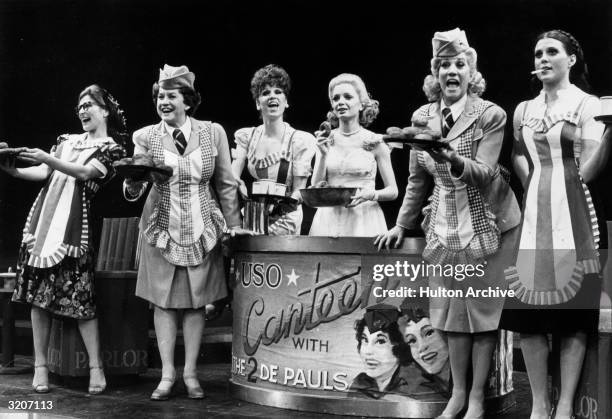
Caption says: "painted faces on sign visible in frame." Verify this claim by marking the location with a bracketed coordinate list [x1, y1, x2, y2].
[401, 317, 449, 375]
[358, 327, 399, 383]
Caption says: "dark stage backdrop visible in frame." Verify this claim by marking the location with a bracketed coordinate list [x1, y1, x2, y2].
[1, 0, 611, 267]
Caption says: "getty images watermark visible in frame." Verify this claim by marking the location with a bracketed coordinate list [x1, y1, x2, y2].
[371, 260, 516, 299]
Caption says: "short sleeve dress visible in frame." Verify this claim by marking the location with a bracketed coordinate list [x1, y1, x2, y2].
[308, 128, 389, 237]
[500, 85, 604, 334]
[233, 122, 315, 235]
[12, 134, 126, 319]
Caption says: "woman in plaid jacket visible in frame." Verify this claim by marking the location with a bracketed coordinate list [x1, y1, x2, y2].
[376, 29, 520, 419]
[124, 65, 246, 401]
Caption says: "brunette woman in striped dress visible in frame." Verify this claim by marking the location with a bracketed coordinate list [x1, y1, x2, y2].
[499, 30, 612, 419]
[231, 64, 316, 235]
[1, 85, 127, 394]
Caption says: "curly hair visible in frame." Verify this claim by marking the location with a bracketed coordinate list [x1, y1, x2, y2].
[151, 83, 202, 116]
[534, 29, 591, 92]
[78, 84, 128, 146]
[326, 73, 380, 128]
[422, 47, 486, 102]
[354, 317, 412, 365]
[250, 64, 292, 101]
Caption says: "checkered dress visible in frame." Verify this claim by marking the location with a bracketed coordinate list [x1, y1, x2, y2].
[416, 101, 502, 265]
[143, 122, 226, 266]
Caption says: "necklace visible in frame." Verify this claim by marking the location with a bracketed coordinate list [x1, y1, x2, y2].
[339, 127, 362, 136]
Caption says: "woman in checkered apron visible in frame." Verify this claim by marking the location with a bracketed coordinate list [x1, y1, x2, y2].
[124, 65, 246, 401]
[375, 29, 520, 419]
[498, 30, 612, 419]
[231, 64, 316, 235]
[1, 85, 127, 395]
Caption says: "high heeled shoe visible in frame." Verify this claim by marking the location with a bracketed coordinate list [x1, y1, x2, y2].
[435, 412, 467, 419]
[88, 366, 107, 395]
[183, 374, 204, 399]
[205, 297, 230, 322]
[549, 406, 576, 419]
[150, 377, 176, 401]
[32, 364, 50, 394]
[463, 399, 485, 419]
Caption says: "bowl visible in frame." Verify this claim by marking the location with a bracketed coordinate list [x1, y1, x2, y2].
[300, 187, 358, 207]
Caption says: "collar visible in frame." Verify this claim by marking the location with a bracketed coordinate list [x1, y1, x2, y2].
[68, 133, 115, 149]
[532, 84, 586, 117]
[163, 117, 192, 141]
[441, 94, 468, 121]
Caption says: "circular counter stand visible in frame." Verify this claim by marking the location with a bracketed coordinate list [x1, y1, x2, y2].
[228, 236, 515, 418]
[228, 235, 426, 254]
[229, 380, 514, 418]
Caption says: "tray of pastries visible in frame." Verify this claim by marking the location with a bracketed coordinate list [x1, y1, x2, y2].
[113, 153, 173, 181]
[300, 181, 358, 207]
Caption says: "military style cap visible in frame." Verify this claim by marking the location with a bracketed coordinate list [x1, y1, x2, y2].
[432, 28, 470, 58]
[363, 303, 400, 333]
[158, 64, 195, 90]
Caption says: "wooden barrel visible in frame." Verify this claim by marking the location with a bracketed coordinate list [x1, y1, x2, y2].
[48, 217, 148, 376]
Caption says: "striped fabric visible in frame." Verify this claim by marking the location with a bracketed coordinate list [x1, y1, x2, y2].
[172, 128, 187, 155]
[144, 122, 226, 266]
[238, 123, 303, 235]
[417, 101, 501, 265]
[507, 90, 601, 305]
[22, 134, 122, 268]
[442, 107, 454, 137]
[246, 125, 294, 170]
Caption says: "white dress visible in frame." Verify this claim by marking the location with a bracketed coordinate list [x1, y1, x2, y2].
[309, 128, 388, 237]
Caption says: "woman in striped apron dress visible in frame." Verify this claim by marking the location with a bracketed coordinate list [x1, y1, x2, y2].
[231, 64, 316, 235]
[1, 85, 127, 394]
[499, 30, 612, 419]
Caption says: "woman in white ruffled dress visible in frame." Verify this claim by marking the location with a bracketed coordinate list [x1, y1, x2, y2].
[309, 73, 397, 237]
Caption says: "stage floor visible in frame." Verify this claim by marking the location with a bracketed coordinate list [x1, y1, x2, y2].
[0, 357, 532, 418]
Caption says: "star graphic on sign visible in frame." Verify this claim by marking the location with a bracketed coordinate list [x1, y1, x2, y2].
[286, 269, 300, 286]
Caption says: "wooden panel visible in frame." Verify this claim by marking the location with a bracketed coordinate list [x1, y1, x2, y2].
[47, 274, 149, 376]
[95, 218, 111, 271]
[96, 217, 140, 272]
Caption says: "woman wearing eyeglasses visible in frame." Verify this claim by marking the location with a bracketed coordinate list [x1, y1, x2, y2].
[1, 85, 127, 395]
